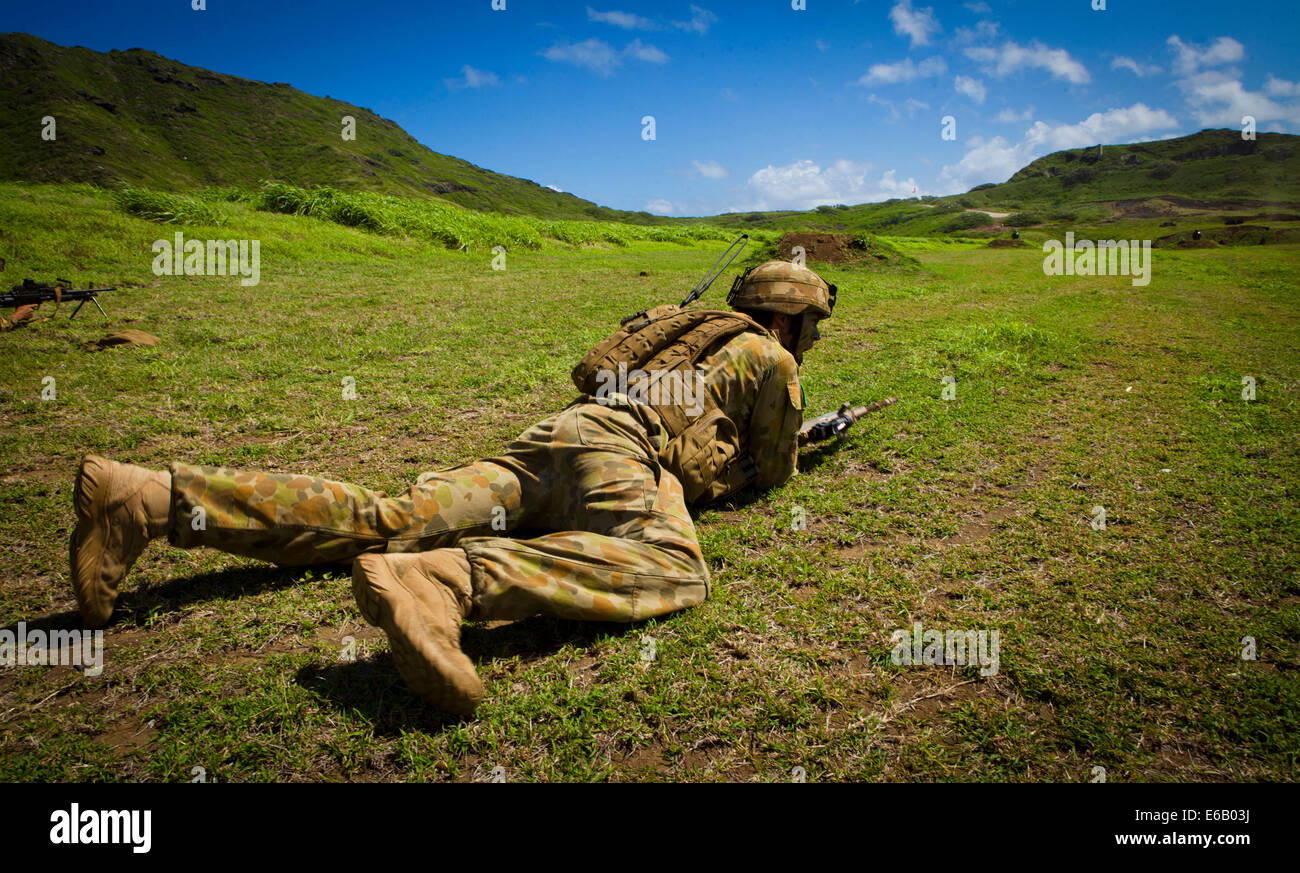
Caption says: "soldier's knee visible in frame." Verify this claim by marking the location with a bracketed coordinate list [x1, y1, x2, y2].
[646, 556, 710, 617]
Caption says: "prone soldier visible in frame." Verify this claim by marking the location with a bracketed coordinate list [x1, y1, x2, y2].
[68, 260, 836, 715]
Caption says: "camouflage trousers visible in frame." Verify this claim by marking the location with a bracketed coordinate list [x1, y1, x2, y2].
[166, 401, 710, 623]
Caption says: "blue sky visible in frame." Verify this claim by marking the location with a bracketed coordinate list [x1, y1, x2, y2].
[5, 0, 1299, 216]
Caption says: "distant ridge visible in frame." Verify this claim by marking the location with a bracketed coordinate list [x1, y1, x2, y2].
[0, 32, 652, 222]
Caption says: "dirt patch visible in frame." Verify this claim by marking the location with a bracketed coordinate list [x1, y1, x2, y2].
[1112, 197, 1300, 220]
[773, 233, 915, 268]
[836, 503, 1020, 560]
[1214, 213, 1300, 224]
[99, 717, 157, 759]
[1113, 198, 1180, 218]
[889, 676, 987, 721]
[985, 238, 1029, 248]
[1154, 225, 1300, 248]
[619, 742, 673, 777]
[1161, 196, 1280, 211]
[842, 459, 892, 480]
[937, 504, 1020, 547]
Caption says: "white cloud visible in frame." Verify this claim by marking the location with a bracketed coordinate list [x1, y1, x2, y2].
[995, 106, 1034, 123]
[541, 39, 669, 75]
[586, 6, 657, 29]
[546, 184, 563, 192]
[954, 75, 986, 104]
[743, 159, 918, 210]
[889, 0, 941, 48]
[963, 1, 991, 13]
[1161, 37, 1299, 130]
[1265, 75, 1300, 97]
[541, 39, 620, 75]
[1176, 69, 1299, 127]
[965, 39, 1090, 84]
[693, 160, 728, 179]
[856, 55, 947, 85]
[866, 94, 930, 123]
[816, 39, 830, 52]
[624, 39, 669, 64]
[444, 65, 499, 90]
[1167, 35, 1245, 76]
[672, 5, 717, 35]
[1111, 56, 1161, 77]
[953, 19, 999, 45]
[936, 103, 1180, 193]
[935, 135, 1027, 195]
[1026, 103, 1179, 150]
[866, 94, 897, 121]
[645, 198, 675, 214]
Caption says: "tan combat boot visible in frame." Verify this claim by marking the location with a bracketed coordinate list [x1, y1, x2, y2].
[69, 455, 171, 627]
[351, 549, 483, 716]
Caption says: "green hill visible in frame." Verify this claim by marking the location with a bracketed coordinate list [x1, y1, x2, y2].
[692, 129, 1300, 238]
[4, 31, 1296, 237]
[0, 32, 650, 222]
[971, 128, 1300, 207]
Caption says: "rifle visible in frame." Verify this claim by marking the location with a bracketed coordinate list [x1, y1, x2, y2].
[2, 278, 115, 319]
[799, 397, 897, 446]
[679, 234, 748, 308]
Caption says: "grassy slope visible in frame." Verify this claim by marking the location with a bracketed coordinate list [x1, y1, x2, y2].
[1, 182, 1296, 781]
[696, 129, 1300, 237]
[0, 32, 657, 223]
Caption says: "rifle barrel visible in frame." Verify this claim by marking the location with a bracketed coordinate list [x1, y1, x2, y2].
[854, 396, 897, 418]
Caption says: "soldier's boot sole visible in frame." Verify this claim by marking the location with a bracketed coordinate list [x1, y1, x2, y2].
[69, 455, 170, 628]
[351, 552, 482, 717]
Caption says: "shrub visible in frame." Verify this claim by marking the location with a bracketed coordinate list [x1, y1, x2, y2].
[1063, 167, 1095, 187]
[1149, 161, 1177, 180]
[943, 211, 993, 231]
[1006, 212, 1041, 227]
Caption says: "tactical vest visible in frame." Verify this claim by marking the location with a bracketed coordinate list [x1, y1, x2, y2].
[571, 304, 768, 503]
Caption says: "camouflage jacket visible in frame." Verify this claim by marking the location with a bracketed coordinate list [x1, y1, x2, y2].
[573, 326, 804, 505]
[691, 329, 804, 503]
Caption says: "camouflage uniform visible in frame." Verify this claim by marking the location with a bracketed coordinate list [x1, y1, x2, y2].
[166, 330, 803, 623]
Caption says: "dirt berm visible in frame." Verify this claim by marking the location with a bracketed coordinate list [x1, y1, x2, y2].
[770, 232, 917, 268]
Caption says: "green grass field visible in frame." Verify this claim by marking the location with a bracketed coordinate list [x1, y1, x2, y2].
[1, 182, 1296, 782]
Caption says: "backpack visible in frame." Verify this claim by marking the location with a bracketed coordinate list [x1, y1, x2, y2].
[571, 304, 768, 502]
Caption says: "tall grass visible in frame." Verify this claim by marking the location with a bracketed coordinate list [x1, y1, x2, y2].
[253, 182, 733, 250]
[114, 187, 229, 225]
[112, 182, 744, 249]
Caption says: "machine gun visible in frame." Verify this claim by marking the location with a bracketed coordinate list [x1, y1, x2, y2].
[1, 279, 115, 319]
[799, 397, 897, 446]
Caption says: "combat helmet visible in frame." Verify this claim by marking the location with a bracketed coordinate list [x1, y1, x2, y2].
[727, 259, 836, 319]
